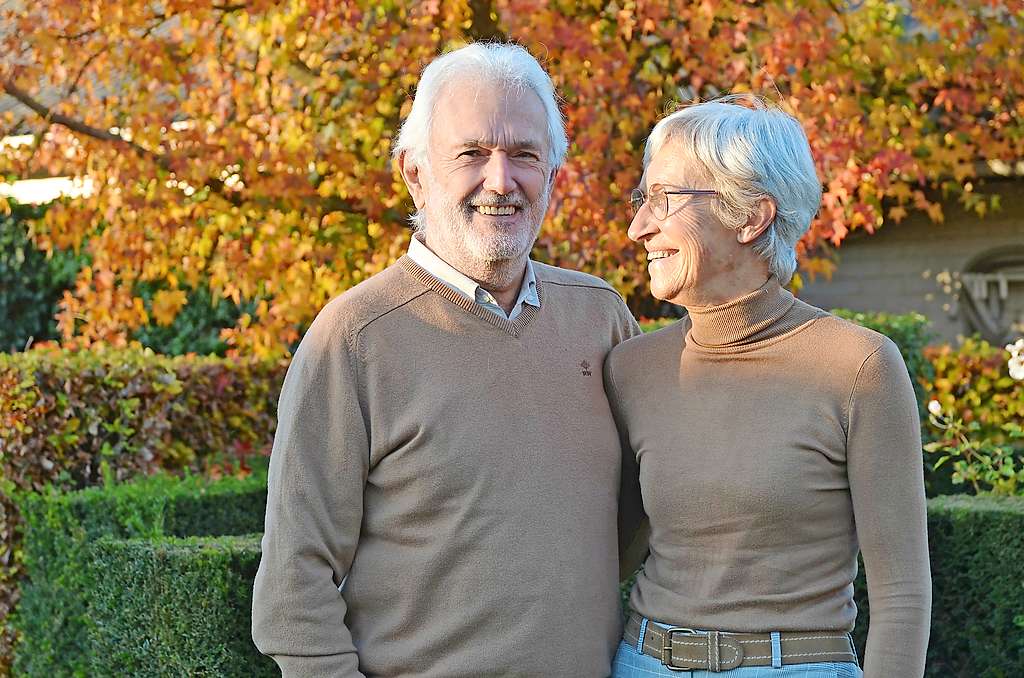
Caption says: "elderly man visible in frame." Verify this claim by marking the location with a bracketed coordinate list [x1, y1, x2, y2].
[251, 43, 640, 677]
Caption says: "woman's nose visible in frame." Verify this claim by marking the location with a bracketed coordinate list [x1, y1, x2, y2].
[627, 208, 657, 243]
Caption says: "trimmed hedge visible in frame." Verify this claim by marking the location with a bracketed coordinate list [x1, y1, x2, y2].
[0, 347, 283, 490]
[18, 467, 1024, 676]
[89, 534, 274, 677]
[922, 494, 1024, 676]
[12, 466, 268, 676]
[0, 346, 284, 666]
[850, 495, 1024, 676]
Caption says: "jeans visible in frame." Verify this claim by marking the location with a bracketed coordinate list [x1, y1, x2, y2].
[611, 619, 863, 678]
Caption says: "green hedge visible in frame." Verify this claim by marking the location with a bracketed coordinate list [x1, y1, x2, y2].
[23, 481, 1024, 676]
[88, 534, 274, 677]
[849, 495, 1024, 676]
[12, 466, 268, 676]
[0, 346, 283, 665]
[923, 495, 1024, 676]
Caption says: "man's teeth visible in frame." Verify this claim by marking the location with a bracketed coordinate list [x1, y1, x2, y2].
[647, 250, 677, 261]
[476, 205, 516, 216]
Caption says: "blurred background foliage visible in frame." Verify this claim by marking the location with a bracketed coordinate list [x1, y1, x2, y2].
[1, 0, 1021, 356]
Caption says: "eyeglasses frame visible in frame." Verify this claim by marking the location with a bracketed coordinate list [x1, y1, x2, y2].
[629, 186, 719, 220]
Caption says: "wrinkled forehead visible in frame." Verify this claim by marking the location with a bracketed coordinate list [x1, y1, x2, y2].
[429, 78, 550, 151]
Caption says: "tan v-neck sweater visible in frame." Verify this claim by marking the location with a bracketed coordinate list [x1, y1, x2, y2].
[252, 256, 640, 677]
[606, 278, 931, 678]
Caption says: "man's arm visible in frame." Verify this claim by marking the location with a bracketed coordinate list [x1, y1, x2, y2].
[616, 299, 643, 343]
[252, 311, 369, 678]
[603, 344, 649, 582]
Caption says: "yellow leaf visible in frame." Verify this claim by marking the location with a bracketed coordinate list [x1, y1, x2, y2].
[888, 206, 907, 222]
[151, 289, 187, 326]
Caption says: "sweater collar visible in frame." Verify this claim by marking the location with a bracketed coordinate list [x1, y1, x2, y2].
[685, 277, 797, 348]
[407, 234, 539, 315]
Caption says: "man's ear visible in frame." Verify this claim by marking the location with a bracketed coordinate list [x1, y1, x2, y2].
[398, 150, 425, 208]
[547, 167, 558, 190]
[737, 197, 776, 245]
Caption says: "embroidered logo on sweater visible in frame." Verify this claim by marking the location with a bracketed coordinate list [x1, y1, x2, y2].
[580, 360, 592, 376]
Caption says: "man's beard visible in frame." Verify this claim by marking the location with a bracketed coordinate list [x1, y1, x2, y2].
[425, 184, 551, 266]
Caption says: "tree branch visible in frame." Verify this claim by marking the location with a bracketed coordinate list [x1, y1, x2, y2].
[0, 78, 246, 206]
[1, 77, 156, 157]
[57, 27, 100, 41]
[64, 45, 111, 99]
[1, 114, 26, 138]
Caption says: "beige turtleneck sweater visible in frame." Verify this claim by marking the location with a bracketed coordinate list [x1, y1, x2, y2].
[606, 277, 931, 678]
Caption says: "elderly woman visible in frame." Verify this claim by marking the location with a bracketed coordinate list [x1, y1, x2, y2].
[606, 97, 931, 678]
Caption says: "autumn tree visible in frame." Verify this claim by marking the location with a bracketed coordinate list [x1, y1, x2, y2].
[1, 0, 1022, 356]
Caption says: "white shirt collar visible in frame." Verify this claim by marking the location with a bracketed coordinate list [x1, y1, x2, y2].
[407, 234, 540, 318]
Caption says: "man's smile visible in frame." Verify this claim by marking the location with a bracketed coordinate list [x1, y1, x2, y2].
[474, 205, 518, 216]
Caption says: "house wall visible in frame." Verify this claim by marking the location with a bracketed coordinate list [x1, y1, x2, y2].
[799, 180, 1024, 344]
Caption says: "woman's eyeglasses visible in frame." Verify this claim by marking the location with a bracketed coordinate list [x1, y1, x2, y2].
[629, 186, 718, 220]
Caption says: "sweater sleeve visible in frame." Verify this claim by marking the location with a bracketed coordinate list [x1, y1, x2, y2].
[604, 347, 649, 581]
[846, 339, 931, 678]
[252, 313, 369, 678]
[618, 301, 643, 343]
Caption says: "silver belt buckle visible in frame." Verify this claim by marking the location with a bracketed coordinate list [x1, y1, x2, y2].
[660, 627, 700, 672]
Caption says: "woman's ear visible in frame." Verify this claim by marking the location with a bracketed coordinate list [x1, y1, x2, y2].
[398, 151, 425, 208]
[737, 197, 776, 244]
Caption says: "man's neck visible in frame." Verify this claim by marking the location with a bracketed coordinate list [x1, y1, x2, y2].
[478, 264, 528, 314]
[418, 233, 528, 313]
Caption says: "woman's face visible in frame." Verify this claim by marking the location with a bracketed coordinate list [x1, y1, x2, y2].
[627, 144, 744, 306]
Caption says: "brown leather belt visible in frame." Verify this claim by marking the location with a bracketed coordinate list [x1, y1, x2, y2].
[624, 612, 858, 672]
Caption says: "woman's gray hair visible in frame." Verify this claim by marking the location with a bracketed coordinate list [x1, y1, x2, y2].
[643, 96, 822, 284]
[392, 42, 568, 171]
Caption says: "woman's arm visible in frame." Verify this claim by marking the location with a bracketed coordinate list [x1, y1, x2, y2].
[846, 338, 932, 678]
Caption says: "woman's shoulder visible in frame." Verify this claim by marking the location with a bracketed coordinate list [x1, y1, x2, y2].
[606, 316, 690, 385]
[798, 308, 909, 386]
[610, 316, 690, 357]
[809, 309, 897, 356]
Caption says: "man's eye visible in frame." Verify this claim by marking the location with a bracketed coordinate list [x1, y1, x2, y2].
[458, 149, 482, 158]
[515, 152, 540, 160]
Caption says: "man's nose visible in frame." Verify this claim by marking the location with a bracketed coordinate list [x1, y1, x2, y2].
[482, 153, 515, 195]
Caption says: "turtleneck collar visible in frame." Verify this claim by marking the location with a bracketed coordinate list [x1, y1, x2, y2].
[684, 276, 817, 350]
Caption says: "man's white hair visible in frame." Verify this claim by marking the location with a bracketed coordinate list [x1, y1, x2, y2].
[643, 96, 822, 285]
[392, 42, 568, 171]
